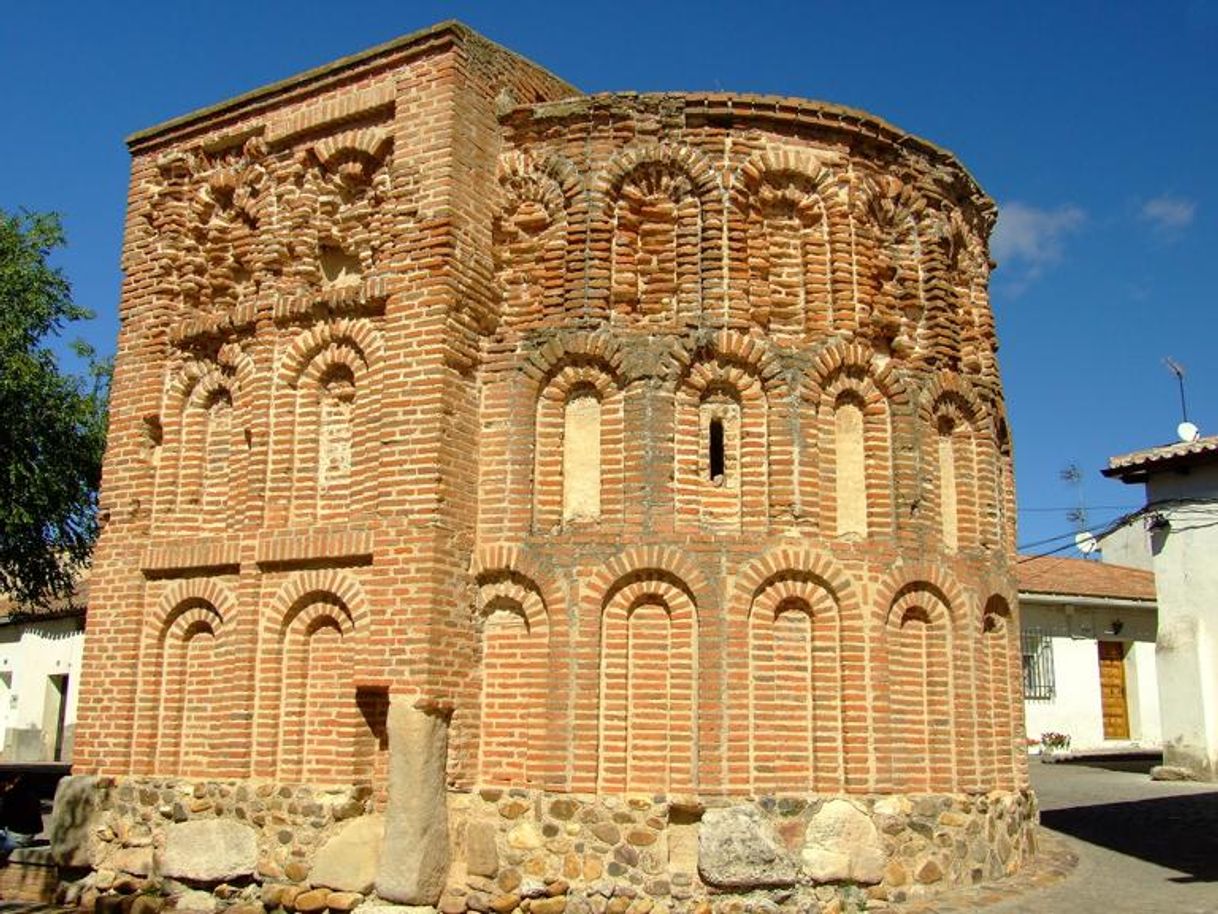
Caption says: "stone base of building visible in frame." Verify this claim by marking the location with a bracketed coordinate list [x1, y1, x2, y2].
[52, 777, 1037, 913]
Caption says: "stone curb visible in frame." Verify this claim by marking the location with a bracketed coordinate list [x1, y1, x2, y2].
[887, 828, 1078, 913]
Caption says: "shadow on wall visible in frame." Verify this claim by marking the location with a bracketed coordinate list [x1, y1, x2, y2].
[2, 725, 74, 763]
[1058, 755, 1161, 775]
[1041, 791, 1218, 883]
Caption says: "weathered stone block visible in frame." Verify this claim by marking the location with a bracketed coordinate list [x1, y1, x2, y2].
[311, 814, 385, 893]
[507, 821, 543, 850]
[698, 807, 797, 888]
[51, 774, 101, 867]
[110, 846, 154, 876]
[159, 819, 258, 883]
[800, 800, 884, 886]
[467, 820, 499, 878]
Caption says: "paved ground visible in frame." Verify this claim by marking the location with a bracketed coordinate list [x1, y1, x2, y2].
[918, 756, 1218, 913]
[3, 758, 1217, 913]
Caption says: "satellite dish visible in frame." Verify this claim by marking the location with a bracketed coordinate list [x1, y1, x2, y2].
[1075, 531, 1098, 555]
[1178, 421, 1200, 443]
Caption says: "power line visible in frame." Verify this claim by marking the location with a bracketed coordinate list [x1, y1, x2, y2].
[1016, 496, 1218, 559]
[1018, 504, 1137, 513]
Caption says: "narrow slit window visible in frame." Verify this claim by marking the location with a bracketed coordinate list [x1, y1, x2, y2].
[709, 417, 726, 481]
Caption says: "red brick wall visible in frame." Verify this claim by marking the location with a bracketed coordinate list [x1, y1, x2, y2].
[76, 24, 1025, 799]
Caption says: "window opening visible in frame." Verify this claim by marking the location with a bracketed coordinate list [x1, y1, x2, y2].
[709, 417, 725, 483]
[1020, 628, 1055, 700]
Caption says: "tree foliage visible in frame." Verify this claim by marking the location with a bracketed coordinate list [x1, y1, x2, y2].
[0, 209, 109, 609]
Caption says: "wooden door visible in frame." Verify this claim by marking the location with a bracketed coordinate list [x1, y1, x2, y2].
[1098, 641, 1130, 740]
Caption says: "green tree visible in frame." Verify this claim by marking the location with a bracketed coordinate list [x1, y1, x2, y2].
[0, 209, 109, 609]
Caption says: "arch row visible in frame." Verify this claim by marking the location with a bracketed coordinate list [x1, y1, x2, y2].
[489, 140, 993, 376]
[134, 570, 373, 782]
[517, 328, 994, 432]
[508, 327, 1009, 543]
[152, 317, 387, 531]
[128, 553, 1021, 794]
[460, 544, 1021, 795]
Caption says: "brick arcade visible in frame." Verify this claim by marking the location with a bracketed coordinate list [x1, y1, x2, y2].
[65, 21, 1035, 913]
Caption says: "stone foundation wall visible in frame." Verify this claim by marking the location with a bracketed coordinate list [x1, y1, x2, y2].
[59, 777, 1036, 913]
[68, 777, 371, 885]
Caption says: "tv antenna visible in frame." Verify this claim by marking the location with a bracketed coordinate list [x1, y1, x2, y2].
[1164, 357, 1200, 442]
[1060, 462, 1097, 558]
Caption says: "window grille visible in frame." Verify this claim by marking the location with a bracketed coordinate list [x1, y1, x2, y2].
[1020, 628, 1055, 701]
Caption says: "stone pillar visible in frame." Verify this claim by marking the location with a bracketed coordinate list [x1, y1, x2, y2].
[376, 698, 451, 904]
[50, 775, 103, 867]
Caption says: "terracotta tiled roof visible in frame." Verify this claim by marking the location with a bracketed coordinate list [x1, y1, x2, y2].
[1017, 555, 1156, 602]
[1104, 434, 1218, 481]
[0, 577, 89, 623]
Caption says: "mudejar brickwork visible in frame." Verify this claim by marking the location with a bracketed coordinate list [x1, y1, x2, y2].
[62, 21, 1035, 913]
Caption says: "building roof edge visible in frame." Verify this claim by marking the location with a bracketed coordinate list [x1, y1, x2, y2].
[506, 92, 993, 217]
[1103, 434, 1218, 483]
[125, 20, 580, 150]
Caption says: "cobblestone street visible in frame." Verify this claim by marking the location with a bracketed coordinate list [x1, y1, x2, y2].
[907, 757, 1218, 913]
[984, 758, 1218, 913]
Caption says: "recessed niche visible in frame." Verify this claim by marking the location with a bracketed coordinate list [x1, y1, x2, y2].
[562, 389, 602, 522]
[141, 415, 163, 465]
[320, 245, 363, 288]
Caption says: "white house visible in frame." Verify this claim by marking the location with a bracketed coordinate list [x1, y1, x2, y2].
[1104, 434, 1218, 779]
[1018, 554, 1160, 752]
[0, 586, 86, 763]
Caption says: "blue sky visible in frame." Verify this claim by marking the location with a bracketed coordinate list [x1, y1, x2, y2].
[2, 1, 1214, 555]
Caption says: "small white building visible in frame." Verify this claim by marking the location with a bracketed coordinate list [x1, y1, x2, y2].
[1104, 434, 1218, 779]
[1018, 554, 1160, 752]
[0, 588, 85, 763]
